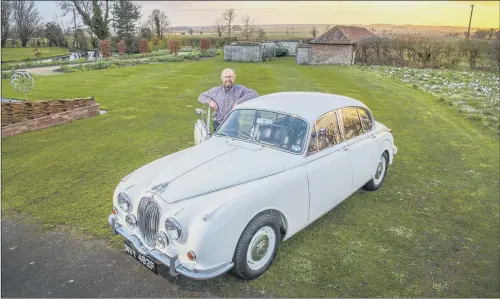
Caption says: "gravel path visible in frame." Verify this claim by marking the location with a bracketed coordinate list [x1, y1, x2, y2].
[1, 217, 277, 298]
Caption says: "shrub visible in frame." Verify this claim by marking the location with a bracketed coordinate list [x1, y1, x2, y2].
[33, 48, 41, 58]
[117, 40, 126, 55]
[139, 39, 149, 54]
[200, 38, 212, 52]
[99, 40, 111, 57]
[168, 39, 181, 55]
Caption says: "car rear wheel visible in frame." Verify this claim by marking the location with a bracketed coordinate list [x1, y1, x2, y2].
[364, 151, 389, 191]
[232, 212, 280, 280]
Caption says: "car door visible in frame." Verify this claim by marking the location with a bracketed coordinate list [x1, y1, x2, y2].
[303, 110, 354, 221]
[193, 107, 212, 145]
[339, 107, 377, 188]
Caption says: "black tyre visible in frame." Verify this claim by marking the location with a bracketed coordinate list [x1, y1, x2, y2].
[363, 151, 389, 191]
[232, 212, 281, 280]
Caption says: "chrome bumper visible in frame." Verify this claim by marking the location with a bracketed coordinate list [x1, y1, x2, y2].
[108, 213, 233, 280]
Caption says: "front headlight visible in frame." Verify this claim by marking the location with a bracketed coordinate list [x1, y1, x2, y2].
[165, 217, 182, 240]
[117, 192, 132, 212]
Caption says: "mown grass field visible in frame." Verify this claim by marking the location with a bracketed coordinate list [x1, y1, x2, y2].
[1, 56, 499, 297]
[1, 47, 70, 62]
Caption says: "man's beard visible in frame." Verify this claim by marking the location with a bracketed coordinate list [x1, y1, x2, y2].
[224, 82, 233, 89]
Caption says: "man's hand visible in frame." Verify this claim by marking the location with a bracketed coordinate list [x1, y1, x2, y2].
[209, 100, 218, 110]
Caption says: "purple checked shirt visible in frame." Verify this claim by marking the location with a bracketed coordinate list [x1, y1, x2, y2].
[198, 84, 259, 123]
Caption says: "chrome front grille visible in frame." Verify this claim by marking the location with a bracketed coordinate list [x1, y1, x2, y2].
[137, 196, 161, 247]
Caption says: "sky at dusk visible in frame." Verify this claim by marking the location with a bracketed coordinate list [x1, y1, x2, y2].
[35, 1, 499, 29]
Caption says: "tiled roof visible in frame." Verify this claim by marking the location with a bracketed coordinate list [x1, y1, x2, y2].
[310, 25, 376, 44]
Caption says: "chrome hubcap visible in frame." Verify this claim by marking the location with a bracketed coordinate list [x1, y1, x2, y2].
[374, 156, 386, 184]
[375, 162, 383, 179]
[251, 235, 269, 261]
[246, 226, 276, 271]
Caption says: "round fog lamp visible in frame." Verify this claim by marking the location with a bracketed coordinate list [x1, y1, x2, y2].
[155, 232, 169, 249]
[125, 214, 137, 229]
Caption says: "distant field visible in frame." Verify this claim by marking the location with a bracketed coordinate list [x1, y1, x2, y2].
[1, 47, 70, 62]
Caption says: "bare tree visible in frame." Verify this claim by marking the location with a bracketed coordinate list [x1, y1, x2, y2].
[213, 19, 225, 38]
[256, 28, 266, 41]
[310, 26, 317, 38]
[12, 0, 42, 47]
[1, 0, 13, 47]
[58, 1, 112, 41]
[147, 9, 170, 38]
[222, 8, 236, 38]
[240, 14, 256, 40]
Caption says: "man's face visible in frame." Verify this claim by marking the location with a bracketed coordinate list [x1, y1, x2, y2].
[222, 72, 235, 88]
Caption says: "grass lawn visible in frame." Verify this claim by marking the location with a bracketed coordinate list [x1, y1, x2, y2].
[1, 47, 70, 62]
[1, 56, 499, 297]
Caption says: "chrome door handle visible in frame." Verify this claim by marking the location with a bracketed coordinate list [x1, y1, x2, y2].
[343, 147, 349, 151]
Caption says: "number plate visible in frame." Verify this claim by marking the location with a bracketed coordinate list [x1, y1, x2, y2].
[124, 241, 158, 274]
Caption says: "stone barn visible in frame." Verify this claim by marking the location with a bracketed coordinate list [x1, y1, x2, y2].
[297, 25, 376, 65]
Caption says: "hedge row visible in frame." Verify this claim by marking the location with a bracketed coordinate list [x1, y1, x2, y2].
[354, 35, 499, 70]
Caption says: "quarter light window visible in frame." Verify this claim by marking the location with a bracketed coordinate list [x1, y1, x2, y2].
[357, 108, 373, 132]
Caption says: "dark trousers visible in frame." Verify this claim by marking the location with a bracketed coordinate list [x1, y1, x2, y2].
[212, 120, 221, 133]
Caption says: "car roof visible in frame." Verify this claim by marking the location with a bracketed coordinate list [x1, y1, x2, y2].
[236, 91, 370, 123]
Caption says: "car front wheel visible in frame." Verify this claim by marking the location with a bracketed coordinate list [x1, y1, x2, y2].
[232, 212, 281, 280]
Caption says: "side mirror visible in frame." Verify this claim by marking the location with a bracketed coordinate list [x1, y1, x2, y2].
[194, 108, 204, 115]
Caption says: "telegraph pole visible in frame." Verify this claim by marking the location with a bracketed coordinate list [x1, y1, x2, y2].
[467, 4, 474, 39]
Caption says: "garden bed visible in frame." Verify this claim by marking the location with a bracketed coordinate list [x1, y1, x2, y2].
[357, 65, 500, 134]
[58, 49, 219, 73]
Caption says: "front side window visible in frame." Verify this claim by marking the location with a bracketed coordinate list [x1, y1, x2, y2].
[341, 107, 363, 140]
[307, 110, 342, 155]
[216, 109, 308, 154]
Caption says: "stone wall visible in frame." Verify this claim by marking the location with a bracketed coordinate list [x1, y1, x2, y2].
[310, 44, 355, 65]
[223, 45, 262, 62]
[1, 97, 100, 138]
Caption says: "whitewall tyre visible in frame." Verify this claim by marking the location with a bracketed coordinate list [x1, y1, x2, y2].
[232, 212, 281, 280]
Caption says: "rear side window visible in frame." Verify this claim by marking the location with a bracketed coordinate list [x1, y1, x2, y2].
[341, 107, 363, 140]
[357, 108, 373, 132]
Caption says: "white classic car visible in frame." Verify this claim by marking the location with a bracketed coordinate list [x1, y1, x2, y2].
[108, 91, 398, 281]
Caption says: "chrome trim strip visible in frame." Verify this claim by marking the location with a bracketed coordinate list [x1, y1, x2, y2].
[108, 214, 234, 280]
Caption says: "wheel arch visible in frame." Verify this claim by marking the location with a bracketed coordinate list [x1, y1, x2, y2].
[378, 138, 394, 165]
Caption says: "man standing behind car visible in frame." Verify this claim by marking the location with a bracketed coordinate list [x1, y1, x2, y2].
[198, 68, 258, 132]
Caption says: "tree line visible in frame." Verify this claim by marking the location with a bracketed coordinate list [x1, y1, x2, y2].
[354, 34, 500, 70]
[0, 0, 173, 52]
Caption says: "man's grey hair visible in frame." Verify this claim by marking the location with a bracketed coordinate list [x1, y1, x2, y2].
[221, 68, 236, 79]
